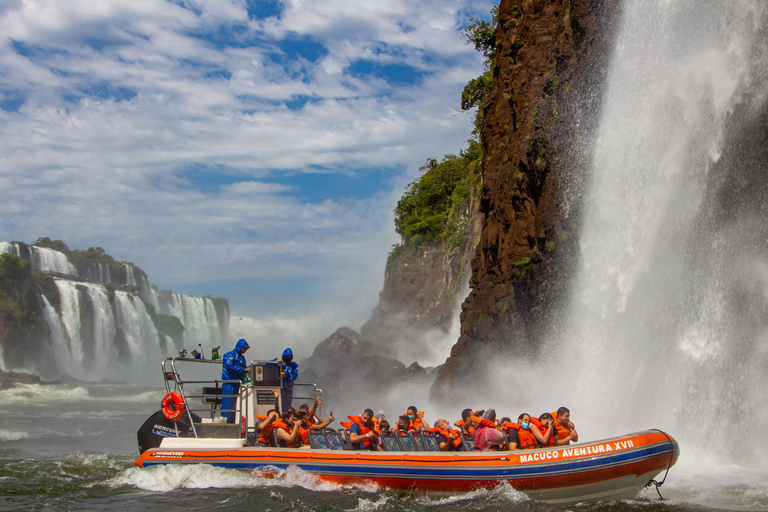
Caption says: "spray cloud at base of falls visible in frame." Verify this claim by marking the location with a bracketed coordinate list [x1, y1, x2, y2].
[485, 0, 768, 470]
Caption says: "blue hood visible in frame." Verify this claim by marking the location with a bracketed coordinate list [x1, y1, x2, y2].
[235, 338, 249, 354]
[282, 347, 293, 360]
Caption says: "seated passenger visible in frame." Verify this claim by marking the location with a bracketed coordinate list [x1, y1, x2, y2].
[470, 408, 499, 430]
[431, 419, 462, 451]
[273, 409, 306, 448]
[256, 409, 279, 446]
[553, 406, 579, 445]
[535, 412, 556, 448]
[296, 398, 335, 445]
[395, 415, 411, 432]
[405, 406, 425, 431]
[473, 427, 507, 451]
[454, 408, 475, 435]
[503, 413, 551, 450]
[346, 408, 378, 450]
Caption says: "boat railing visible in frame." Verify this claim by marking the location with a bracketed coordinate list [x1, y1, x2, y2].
[160, 357, 322, 440]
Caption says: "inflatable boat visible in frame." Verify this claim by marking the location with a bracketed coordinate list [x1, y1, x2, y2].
[135, 358, 679, 504]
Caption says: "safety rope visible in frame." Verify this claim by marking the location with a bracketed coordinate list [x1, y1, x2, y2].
[646, 429, 675, 500]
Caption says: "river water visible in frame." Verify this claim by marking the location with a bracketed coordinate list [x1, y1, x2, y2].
[1, 381, 767, 512]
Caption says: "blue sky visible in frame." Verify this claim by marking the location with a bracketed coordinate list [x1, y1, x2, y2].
[0, 0, 492, 329]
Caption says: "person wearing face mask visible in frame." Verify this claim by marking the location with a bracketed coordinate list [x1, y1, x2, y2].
[274, 348, 298, 412]
[405, 406, 425, 431]
[503, 413, 542, 450]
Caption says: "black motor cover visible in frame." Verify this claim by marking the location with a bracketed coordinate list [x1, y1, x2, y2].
[137, 410, 202, 454]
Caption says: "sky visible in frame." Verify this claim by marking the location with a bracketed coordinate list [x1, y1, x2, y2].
[0, 0, 492, 328]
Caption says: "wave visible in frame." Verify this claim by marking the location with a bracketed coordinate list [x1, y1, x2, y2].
[0, 429, 31, 441]
[110, 464, 380, 494]
[0, 383, 158, 404]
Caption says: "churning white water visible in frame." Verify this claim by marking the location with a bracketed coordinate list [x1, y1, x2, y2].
[548, 0, 768, 468]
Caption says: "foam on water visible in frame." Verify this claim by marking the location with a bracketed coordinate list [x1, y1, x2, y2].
[0, 429, 31, 441]
[112, 463, 380, 495]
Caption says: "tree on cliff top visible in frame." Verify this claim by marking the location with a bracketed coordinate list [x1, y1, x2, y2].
[461, 3, 499, 135]
[393, 141, 481, 248]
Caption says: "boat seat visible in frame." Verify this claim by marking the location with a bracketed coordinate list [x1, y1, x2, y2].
[395, 431, 416, 451]
[247, 418, 261, 446]
[339, 429, 353, 450]
[461, 433, 474, 451]
[419, 431, 441, 452]
[409, 431, 427, 451]
[308, 428, 329, 449]
[323, 428, 345, 450]
[381, 431, 401, 451]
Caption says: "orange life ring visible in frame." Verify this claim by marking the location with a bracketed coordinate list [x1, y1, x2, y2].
[161, 392, 186, 421]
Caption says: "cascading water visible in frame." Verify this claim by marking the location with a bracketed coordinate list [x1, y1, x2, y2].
[50, 280, 164, 381]
[0, 242, 77, 275]
[540, 0, 768, 472]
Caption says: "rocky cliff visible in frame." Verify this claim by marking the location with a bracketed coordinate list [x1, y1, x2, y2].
[433, 0, 620, 400]
[359, 147, 484, 363]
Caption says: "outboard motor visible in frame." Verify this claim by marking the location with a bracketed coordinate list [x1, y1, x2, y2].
[137, 410, 201, 454]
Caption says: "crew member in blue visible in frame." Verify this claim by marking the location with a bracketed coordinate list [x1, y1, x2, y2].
[276, 348, 298, 412]
[220, 338, 249, 422]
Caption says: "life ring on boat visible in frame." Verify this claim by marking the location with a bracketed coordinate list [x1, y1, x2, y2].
[161, 392, 186, 421]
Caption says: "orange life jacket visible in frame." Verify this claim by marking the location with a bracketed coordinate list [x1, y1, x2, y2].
[454, 420, 475, 436]
[340, 415, 377, 449]
[470, 416, 499, 430]
[272, 419, 300, 448]
[256, 414, 275, 445]
[552, 412, 571, 442]
[429, 427, 463, 449]
[531, 417, 555, 447]
[406, 411, 426, 431]
[502, 421, 536, 450]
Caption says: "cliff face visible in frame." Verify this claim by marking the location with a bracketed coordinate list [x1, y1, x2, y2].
[433, 0, 620, 399]
[359, 152, 484, 362]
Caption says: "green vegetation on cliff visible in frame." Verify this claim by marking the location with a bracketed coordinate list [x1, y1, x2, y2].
[393, 141, 482, 252]
[387, 4, 497, 268]
[0, 254, 41, 335]
[461, 4, 498, 134]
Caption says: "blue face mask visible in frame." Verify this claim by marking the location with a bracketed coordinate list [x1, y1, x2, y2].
[521, 422, 530, 430]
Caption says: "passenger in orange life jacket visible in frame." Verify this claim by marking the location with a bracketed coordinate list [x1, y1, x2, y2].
[536, 412, 556, 448]
[274, 408, 306, 448]
[470, 409, 499, 431]
[298, 397, 334, 430]
[553, 406, 579, 445]
[431, 419, 463, 451]
[295, 405, 334, 446]
[256, 409, 279, 446]
[405, 406, 425, 431]
[504, 413, 552, 450]
[454, 408, 475, 435]
[347, 408, 377, 450]
[395, 415, 410, 432]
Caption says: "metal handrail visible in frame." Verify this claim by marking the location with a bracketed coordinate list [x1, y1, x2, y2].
[159, 357, 323, 439]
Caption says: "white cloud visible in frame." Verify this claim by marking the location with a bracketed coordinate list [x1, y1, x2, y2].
[0, 0, 493, 321]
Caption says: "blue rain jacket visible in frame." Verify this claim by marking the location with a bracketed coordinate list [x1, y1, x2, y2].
[281, 347, 298, 390]
[221, 338, 249, 380]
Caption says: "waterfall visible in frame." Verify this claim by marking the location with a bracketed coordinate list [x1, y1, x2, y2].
[124, 263, 137, 285]
[539, 0, 768, 469]
[0, 242, 77, 275]
[51, 279, 163, 381]
[156, 293, 225, 351]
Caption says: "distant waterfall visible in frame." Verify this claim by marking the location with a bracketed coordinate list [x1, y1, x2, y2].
[544, 1, 768, 467]
[50, 280, 163, 381]
[0, 242, 77, 275]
